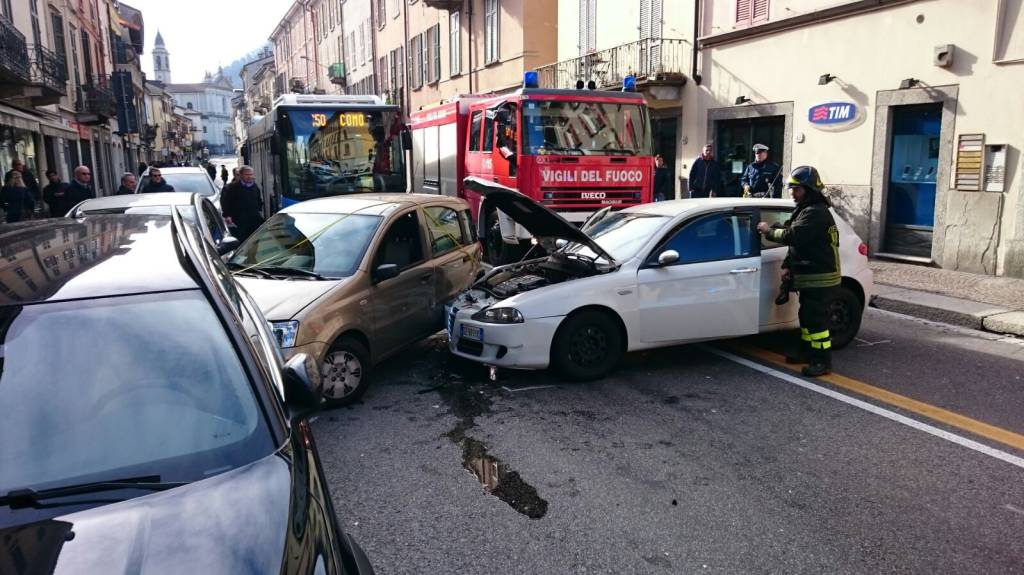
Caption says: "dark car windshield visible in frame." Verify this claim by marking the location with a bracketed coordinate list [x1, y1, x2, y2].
[229, 212, 383, 279]
[140, 173, 217, 196]
[0, 291, 275, 494]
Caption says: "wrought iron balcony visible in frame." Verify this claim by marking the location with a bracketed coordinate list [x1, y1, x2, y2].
[0, 15, 30, 86]
[535, 38, 690, 91]
[27, 44, 68, 104]
[75, 75, 116, 124]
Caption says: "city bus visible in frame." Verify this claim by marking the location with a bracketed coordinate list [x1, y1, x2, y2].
[244, 94, 409, 217]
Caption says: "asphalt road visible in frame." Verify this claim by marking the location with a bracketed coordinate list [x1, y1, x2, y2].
[313, 309, 1024, 574]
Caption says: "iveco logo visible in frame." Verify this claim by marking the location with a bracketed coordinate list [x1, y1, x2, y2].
[581, 192, 607, 199]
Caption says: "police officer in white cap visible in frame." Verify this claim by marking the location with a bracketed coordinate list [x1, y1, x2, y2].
[741, 143, 781, 198]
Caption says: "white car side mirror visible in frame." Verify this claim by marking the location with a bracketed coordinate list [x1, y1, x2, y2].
[658, 250, 679, 266]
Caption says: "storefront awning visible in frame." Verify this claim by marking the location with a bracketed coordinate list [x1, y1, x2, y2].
[0, 103, 41, 133]
[37, 118, 79, 139]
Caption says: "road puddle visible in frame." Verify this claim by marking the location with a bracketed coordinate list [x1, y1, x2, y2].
[459, 436, 548, 519]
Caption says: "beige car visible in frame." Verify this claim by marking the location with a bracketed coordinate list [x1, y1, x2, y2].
[228, 194, 482, 405]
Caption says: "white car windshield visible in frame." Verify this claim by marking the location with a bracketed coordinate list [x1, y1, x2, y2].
[563, 212, 669, 262]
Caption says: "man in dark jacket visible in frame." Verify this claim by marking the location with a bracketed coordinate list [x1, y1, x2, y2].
[140, 168, 175, 193]
[757, 166, 840, 377]
[7, 158, 40, 208]
[688, 144, 722, 198]
[221, 165, 264, 240]
[220, 165, 229, 186]
[43, 170, 72, 217]
[115, 172, 137, 195]
[742, 144, 782, 198]
[653, 155, 672, 201]
[205, 162, 217, 180]
[67, 165, 95, 205]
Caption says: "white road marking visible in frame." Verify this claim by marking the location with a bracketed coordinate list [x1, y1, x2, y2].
[855, 337, 891, 347]
[1003, 503, 1024, 517]
[707, 347, 1024, 471]
[502, 385, 557, 393]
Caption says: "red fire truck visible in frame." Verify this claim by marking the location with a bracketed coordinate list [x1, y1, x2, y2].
[410, 74, 655, 264]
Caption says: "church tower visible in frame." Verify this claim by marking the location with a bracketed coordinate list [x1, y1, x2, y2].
[153, 30, 171, 83]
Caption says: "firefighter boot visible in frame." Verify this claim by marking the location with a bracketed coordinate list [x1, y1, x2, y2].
[785, 330, 812, 364]
[801, 348, 832, 378]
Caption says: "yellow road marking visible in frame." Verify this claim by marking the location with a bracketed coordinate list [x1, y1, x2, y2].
[732, 344, 1024, 453]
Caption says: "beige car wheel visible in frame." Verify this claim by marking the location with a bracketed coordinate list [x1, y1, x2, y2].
[320, 337, 371, 406]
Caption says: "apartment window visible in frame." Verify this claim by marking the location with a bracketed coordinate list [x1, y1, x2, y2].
[377, 0, 386, 26]
[330, 2, 336, 29]
[578, 0, 595, 56]
[735, 0, 769, 27]
[484, 0, 499, 64]
[81, 29, 94, 80]
[364, 18, 372, 63]
[0, 0, 11, 20]
[51, 11, 68, 77]
[391, 0, 401, 19]
[29, 0, 42, 48]
[348, 31, 356, 68]
[379, 56, 389, 92]
[426, 24, 440, 84]
[449, 11, 461, 76]
[409, 34, 423, 89]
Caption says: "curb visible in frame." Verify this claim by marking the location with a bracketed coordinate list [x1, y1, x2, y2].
[869, 284, 1024, 337]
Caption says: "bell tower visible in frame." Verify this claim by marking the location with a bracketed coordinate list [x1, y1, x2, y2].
[152, 30, 171, 83]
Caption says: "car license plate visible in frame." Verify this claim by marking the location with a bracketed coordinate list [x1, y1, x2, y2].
[461, 324, 483, 342]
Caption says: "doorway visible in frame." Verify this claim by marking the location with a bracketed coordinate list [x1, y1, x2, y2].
[652, 115, 678, 197]
[883, 103, 942, 257]
[715, 116, 785, 197]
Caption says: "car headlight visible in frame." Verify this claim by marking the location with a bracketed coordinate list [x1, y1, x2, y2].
[271, 320, 300, 348]
[471, 307, 524, 324]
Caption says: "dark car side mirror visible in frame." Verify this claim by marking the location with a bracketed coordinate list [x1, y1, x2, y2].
[283, 353, 322, 422]
[217, 236, 240, 255]
[401, 129, 413, 151]
[373, 263, 400, 283]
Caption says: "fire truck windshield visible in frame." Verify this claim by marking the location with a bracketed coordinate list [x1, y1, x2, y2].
[278, 107, 407, 202]
[522, 100, 652, 157]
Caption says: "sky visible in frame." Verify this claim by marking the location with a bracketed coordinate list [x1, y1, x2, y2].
[127, 0, 290, 83]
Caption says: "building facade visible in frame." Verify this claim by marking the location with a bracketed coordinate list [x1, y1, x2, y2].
[164, 70, 236, 156]
[341, 0, 375, 96]
[270, 2, 315, 96]
[686, 0, 1024, 277]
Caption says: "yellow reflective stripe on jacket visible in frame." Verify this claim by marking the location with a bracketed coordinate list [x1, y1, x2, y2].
[811, 340, 833, 350]
[793, 271, 841, 289]
[808, 330, 830, 341]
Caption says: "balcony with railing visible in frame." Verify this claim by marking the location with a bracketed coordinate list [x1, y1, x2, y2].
[27, 44, 68, 105]
[328, 63, 346, 85]
[75, 75, 116, 124]
[422, 0, 462, 10]
[0, 15, 30, 91]
[535, 38, 690, 91]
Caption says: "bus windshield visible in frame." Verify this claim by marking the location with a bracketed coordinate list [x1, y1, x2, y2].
[522, 100, 652, 157]
[278, 107, 407, 202]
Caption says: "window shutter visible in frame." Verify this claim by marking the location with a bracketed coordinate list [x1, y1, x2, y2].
[735, 0, 752, 27]
[752, 0, 769, 24]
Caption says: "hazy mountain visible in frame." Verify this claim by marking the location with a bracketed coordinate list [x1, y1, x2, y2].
[214, 45, 271, 88]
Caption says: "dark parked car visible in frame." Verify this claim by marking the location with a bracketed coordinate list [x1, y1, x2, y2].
[0, 214, 374, 574]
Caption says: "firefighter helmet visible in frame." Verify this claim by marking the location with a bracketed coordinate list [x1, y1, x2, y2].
[787, 165, 825, 194]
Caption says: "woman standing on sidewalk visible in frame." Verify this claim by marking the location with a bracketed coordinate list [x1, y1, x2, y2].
[1, 171, 35, 223]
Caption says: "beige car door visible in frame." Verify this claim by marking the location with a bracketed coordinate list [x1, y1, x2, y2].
[368, 209, 437, 357]
[423, 205, 481, 317]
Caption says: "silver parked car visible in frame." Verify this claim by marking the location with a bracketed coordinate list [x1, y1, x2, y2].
[137, 166, 221, 209]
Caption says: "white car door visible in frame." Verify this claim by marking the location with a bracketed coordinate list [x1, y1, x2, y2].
[637, 209, 761, 343]
[758, 207, 800, 327]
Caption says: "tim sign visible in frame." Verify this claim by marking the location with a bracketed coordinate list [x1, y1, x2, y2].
[808, 102, 863, 131]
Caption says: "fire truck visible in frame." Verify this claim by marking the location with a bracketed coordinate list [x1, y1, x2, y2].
[409, 73, 655, 264]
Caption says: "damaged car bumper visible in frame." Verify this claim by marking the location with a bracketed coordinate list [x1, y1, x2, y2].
[446, 291, 563, 370]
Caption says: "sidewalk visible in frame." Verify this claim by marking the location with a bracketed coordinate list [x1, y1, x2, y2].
[868, 260, 1024, 337]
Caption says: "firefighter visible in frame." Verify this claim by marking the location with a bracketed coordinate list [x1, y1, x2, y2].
[741, 143, 781, 198]
[756, 166, 840, 377]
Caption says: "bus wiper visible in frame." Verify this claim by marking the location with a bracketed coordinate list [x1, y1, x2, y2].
[253, 265, 332, 280]
[227, 261, 274, 278]
[0, 475, 187, 508]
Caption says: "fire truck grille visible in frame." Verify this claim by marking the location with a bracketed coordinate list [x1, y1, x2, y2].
[539, 187, 645, 209]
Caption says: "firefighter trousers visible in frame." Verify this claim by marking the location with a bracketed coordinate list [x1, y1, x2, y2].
[797, 287, 834, 366]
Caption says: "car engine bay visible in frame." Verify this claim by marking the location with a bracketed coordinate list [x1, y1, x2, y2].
[475, 253, 605, 299]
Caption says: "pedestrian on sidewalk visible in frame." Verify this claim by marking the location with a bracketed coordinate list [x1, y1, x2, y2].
[68, 166, 95, 204]
[742, 144, 781, 198]
[220, 165, 229, 186]
[6, 157, 41, 211]
[2, 171, 35, 223]
[205, 162, 217, 181]
[653, 155, 672, 201]
[43, 170, 71, 217]
[688, 144, 722, 198]
[116, 172, 137, 195]
[221, 165, 264, 241]
[757, 165, 840, 377]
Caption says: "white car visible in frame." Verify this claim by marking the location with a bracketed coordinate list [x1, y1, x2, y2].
[137, 166, 221, 210]
[447, 179, 874, 380]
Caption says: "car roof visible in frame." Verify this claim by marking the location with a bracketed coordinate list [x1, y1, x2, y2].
[77, 192, 199, 211]
[622, 198, 797, 217]
[280, 193, 465, 216]
[0, 215, 200, 306]
[145, 166, 207, 175]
